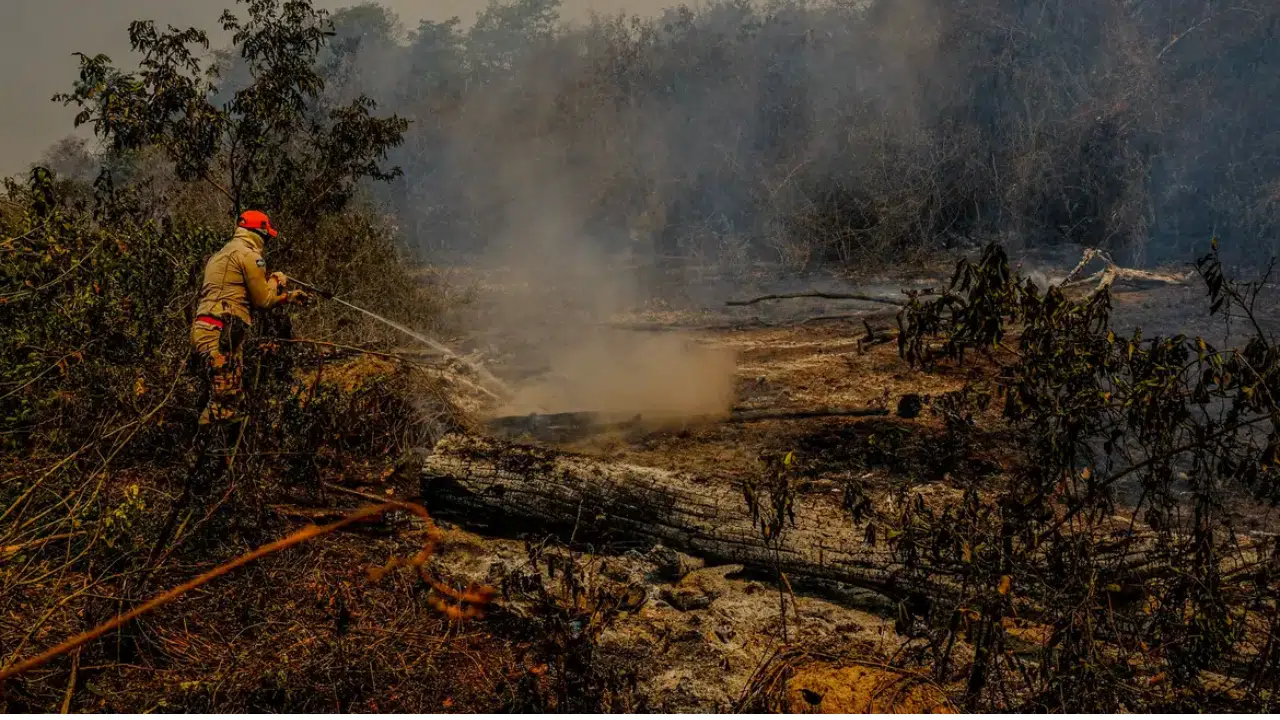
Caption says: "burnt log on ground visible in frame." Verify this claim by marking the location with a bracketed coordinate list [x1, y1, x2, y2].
[420, 433, 948, 602]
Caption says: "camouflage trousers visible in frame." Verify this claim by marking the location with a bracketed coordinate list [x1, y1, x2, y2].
[191, 316, 248, 425]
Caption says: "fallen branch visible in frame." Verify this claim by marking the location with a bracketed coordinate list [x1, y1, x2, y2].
[801, 314, 872, 326]
[727, 291, 907, 308]
[727, 407, 890, 423]
[857, 319, 898, 348]
[1060, 248, 1191, 292]
[1, 532, 85, 555]
[59, 649, 79, 714]
[486, 405, 895, 441]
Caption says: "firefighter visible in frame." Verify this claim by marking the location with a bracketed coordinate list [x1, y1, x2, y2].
[190, 210, 309, 424]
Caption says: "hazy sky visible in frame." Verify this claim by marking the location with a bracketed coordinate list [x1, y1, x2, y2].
[0, 0, 661, 176]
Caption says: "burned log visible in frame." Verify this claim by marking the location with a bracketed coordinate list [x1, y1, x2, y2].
[726, 407, 889, 423]
[420, 434, 944, 601]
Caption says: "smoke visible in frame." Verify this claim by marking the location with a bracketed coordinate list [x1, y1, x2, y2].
[0, 0, 673, 176]
[303, 0, 1280, 416]
[346, 0, 1280, 269]
[15, 0, 1280, 419]
[5, 0, 737, 423]
[451, 128, 737, 420]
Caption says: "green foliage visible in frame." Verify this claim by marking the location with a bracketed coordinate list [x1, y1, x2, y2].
[0, 3, 455, 713]
[0, 0, 428, 451]
[0, 167, 223, 448]
[1, 169, 431, 457]
[468, 0, 561, 75]
[54, 0, 408, 223]
[896, 244, 1034, 368]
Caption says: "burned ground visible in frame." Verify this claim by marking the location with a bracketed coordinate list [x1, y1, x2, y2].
[5, 245, 1279, 713]
[0, 264, 993, 712]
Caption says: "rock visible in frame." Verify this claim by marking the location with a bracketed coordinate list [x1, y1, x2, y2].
[659, 564, 743, 612]
[646, 543, 706, 582]
[661, 586, 713, 611]
[785, 662, 953, 714]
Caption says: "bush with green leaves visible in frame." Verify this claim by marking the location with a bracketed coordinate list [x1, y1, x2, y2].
[1, 169, 220, 450]
[3, 0, 434, 449]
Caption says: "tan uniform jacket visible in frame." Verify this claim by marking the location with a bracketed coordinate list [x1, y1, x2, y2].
[194, 228, 285, 326]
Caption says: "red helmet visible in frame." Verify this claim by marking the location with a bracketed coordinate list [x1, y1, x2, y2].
[237, 210, 278, 238]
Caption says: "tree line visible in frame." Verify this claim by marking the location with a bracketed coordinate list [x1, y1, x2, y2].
[37, 0, 1280, 269]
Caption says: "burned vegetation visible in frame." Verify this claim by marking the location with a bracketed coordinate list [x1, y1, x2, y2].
[3, 0, 1280, 714]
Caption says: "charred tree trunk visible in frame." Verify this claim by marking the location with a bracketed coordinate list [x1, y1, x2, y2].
[420, 434, 945, 601]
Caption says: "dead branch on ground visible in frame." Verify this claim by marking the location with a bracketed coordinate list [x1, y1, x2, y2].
[727, 407, 891, 423]
[727, 291, 908, 307]
[1060, 248, 1192, 293]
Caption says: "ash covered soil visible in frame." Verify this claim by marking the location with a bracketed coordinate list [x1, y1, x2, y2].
[398, 248, 1278, 712]
[419, 312, 976, 712]
[408, 248, 1280, 712]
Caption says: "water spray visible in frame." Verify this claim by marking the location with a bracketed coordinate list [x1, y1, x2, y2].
[285, 276, 511, 400]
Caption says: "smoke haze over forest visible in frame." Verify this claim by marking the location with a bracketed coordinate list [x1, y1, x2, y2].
[9, 0, 1280, 269]
[0, 0, 667, 176]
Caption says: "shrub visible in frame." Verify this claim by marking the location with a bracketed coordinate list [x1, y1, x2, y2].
[879, 241, 1280, 711]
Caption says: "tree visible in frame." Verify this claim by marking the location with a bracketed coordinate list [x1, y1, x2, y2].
[320, 3, 406, 107]
[467, 0, 562, 76]
[54, 0, 408, 228]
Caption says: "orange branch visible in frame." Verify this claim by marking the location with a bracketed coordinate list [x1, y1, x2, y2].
[0, 501, 435, 683]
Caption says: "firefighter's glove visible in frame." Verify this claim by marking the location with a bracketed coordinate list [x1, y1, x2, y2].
[287, 290, 313, 307]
